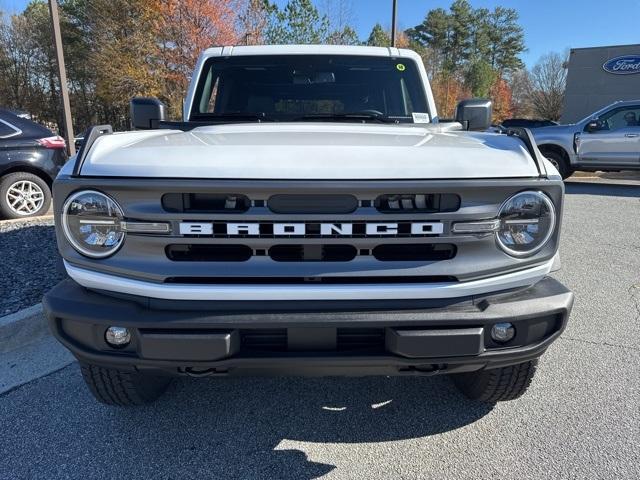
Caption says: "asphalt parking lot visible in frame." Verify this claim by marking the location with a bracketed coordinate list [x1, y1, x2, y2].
[0, 179, 639, 480]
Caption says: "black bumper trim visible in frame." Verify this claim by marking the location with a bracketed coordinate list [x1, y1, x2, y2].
[43, 277, 573, 376]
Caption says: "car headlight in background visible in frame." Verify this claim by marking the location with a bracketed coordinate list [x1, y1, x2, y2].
[496, 191, 556, 257]
[62, 190, 125, 258]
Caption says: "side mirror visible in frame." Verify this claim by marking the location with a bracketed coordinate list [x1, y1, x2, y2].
[130, 97, 167, 130]
[585, 121, 599, 133]
[455, 98, 492, 131]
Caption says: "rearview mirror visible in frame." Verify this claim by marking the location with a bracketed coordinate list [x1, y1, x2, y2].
[130, 97, 167, 130]
[455, 99, 492, 131]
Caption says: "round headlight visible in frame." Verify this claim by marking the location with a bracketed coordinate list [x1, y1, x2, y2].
[496, 191, 556, 257]
[62, 190, 125, 258]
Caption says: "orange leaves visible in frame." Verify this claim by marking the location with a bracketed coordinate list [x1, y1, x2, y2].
[489, 76, 513, 123]
[430, 74, 470, 119]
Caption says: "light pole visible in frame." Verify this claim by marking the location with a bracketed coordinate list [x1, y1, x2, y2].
[48, 0, 75, 156]
[391, 0, 398, 47]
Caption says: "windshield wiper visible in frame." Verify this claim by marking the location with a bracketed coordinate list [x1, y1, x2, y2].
[294, 112, 398, 124]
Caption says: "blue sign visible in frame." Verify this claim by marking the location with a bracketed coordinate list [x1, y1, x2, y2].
[603, 55, 640, 75]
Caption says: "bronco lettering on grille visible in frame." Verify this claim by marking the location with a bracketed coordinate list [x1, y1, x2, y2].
[178, 222, 444, 237]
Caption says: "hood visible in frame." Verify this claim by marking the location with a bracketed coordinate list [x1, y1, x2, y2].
[78, 123, 539, 179]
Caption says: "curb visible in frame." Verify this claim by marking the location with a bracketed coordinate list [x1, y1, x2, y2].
[0, 213, 54, 227]
[0, 304, 49, 354]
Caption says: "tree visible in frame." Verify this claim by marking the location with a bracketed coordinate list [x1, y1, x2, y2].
[464, 59, 495, 97]
[238, 0, 276, 45]
[157, 0, 240, 117]
[481, 7, 525, 73]
[509, 68, 533, 118]
[365, 23, 389, 47]
[490, 76, 512, 122]
[265, 0, 330, 44]
[529, 52, 567, 121]
[321, 0, 358, 45]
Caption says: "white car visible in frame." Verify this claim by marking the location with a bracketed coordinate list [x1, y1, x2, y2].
[43, 45, 573, 406]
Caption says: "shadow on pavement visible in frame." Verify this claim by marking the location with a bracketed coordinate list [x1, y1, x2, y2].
[565, 181, 640, 198]
[0, 366, 493, 479]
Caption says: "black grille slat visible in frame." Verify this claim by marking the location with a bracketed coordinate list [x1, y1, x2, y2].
[268, 194, 358, 214]
[166, 244, 252, 262]
[163, 193, 250, 213]
[375, 193, 460, 213]
[372, 244, 456, 262]
[269, 245, 357, 262]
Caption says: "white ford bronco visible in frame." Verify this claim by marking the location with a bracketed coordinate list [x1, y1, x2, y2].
[43, 45, 573, 406]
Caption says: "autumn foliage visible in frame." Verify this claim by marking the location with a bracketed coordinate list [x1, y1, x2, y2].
[0, 0, 528, 132]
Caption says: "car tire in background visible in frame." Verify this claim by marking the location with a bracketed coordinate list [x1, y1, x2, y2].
[0, 172, 52, 219]
[452, 359, 538, 402]
[543, 151, 573, 180]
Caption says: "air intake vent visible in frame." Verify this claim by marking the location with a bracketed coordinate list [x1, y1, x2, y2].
[372, 244, 456, 261]
[269, 244, 357, 262]
[166, 244, 252, 262]
[268, 194, 358, 214]
[162, 193, 250, 213]
[375, 194, 460, 213]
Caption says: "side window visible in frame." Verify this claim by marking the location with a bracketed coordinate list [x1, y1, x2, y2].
[598, 106, 640, 131]
[0, 119, 21, 138]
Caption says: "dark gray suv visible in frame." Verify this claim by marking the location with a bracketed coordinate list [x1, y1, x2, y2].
[0, 109, 68, 218]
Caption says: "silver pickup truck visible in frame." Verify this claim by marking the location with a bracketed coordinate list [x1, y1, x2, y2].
[533, 100, 640, 178]
[43, 45, 573, 407]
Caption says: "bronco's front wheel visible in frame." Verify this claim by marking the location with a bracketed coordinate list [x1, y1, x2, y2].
[452, 360, 538, 403]
[80, 362, 171, 406]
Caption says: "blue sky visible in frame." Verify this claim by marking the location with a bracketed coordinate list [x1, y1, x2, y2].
[2, 0, 639, 67]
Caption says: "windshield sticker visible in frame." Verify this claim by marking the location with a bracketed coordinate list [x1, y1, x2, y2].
[412, 112, 430, 123]
[396, 63, 406, 72]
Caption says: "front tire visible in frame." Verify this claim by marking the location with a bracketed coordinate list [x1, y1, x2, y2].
[453, 360, 538, 403]
[80, 362, 171, 406]
[543, 151, 573, 180]
[0, 172, 52, 219]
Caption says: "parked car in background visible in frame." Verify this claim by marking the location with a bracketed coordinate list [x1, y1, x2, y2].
[501, 118, 558, 129]
[532, 100, 640, 179]
[0, 109, 68, 218]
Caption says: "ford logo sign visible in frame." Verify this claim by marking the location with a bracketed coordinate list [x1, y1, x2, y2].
[603, 55, 640, 75]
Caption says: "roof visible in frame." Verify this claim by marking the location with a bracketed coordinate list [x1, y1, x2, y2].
[200, 44, 420, 60]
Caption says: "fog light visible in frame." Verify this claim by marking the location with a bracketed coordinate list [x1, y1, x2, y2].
[490, 323, 515, 343]
[105, 326, 131, 347]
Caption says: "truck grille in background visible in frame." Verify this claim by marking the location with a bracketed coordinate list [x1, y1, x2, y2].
[375, 193, 460, 213]
[162, 193, 251, 213]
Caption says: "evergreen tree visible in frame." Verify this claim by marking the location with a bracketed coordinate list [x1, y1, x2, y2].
[365, 23, 390, 47]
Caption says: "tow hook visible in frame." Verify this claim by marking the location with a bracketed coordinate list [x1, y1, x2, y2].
[180, 367, 229, 377]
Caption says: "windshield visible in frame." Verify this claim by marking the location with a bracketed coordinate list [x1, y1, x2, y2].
[190, 55, 429, 124]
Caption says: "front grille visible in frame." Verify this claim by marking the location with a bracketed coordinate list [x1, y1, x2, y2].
[164, 243, 455, 263]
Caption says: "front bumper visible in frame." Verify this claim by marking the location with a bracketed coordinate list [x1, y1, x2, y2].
[43, 277, 573, 377]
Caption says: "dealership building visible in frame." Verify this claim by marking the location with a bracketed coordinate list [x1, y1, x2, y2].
[561, 43, 640, 123]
